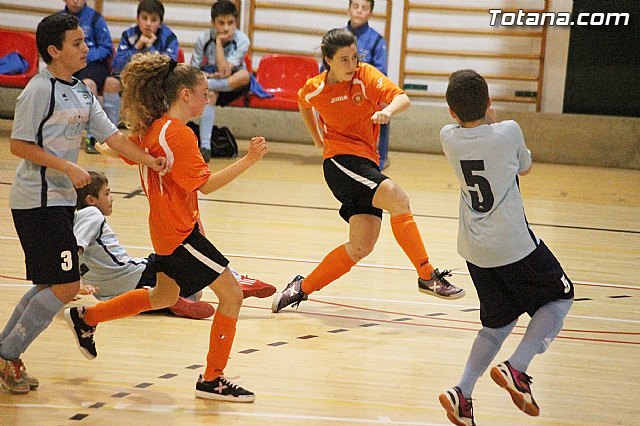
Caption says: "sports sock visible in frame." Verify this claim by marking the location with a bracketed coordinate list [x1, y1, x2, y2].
[508, 298, 573, 372]
[199, 105, 215, 150]
[0, 286, 38, 342]
[457, 322, 515, 397]
[203, 312, 237, 381]
[0, 287, 63, 360]
[301, 244, 356, 294]
[390, 213, 434, 278]
[83, 289, 152, 326]
[207, 77, 232, 92]
[102, 92, 121, 127]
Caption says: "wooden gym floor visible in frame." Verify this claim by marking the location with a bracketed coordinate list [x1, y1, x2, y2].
[0, 118, 638, 425]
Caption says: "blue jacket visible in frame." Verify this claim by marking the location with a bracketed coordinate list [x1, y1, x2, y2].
[113, 25, 179, 74]
[62, 5, 113, 64]
[347, 21, 387, 75]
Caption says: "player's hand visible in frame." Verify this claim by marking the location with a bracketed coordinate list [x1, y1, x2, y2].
[65, 162, 91, 188]
[78, 283, 98, 295]
[371, 110, 391, 124]
[150, 156, 170, 175]
[245, 136, 268, 164]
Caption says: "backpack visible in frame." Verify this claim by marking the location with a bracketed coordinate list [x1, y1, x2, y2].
[210, 126, 238, 158]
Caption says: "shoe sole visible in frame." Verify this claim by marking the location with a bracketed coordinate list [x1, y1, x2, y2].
[419, 288, 466, 300]
[63, 309, 96, 360]
[0, 379, 30, 394]
[490, 367, 540, 416]
[438, 393, 470, 426]
[242, 286, 277, 299]
[195, 389, 255, 403]
[271, 293, 283, 313]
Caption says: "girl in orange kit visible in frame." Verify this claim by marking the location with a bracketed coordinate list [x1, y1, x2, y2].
[272, 28, 465, 313]
[65, 52, 267, 402]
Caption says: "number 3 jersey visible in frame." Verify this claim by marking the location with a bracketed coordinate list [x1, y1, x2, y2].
[440, 120, 535, 268]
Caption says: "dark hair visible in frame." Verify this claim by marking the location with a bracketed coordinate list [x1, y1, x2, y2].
[349, 0, 375, 11]
[36, 13, 79, 64]
[211, 0, 238, 21]
[121, 53, 204, 136]
[320, 28, 357, 71]
[76, 171, 109, 210]
[137, 0, 165, 21]
[445, 69, 490, 123]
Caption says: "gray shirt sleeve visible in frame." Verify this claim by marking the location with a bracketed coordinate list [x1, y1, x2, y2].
[11, 78, 51, 143]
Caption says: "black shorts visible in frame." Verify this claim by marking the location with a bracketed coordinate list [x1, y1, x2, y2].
[152, 224, 230, 297]
[12, 206, 80, 285]
[74, 61, 110, 92]
[135, 253, 193, 298]
[323, 155, 389, 222]
[467, 241, 575, 329]
[214, 66, 250, 106]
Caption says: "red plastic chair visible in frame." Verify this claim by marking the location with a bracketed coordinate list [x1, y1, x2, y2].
[0, 29, 39, 88]
[177, 48, 185, 63]
[248, 54, 319, 111]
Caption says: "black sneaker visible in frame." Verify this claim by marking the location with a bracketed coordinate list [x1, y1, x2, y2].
[200, 147, 211, 163]
[64, 307, 97, 360]
[271, 275, 307, 313]
[195, 374, 255, 403]
[418, 269, 466, 300]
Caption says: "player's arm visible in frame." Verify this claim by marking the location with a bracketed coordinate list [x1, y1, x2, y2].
[10, 138, 90, 188]
[199, 137, 268, 194]
[104, 132, 168, 173]
[371, 93, 410, 124]
[298, 103, 324, 148]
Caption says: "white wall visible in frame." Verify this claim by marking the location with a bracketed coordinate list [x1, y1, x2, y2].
[0, 0, 574, 112]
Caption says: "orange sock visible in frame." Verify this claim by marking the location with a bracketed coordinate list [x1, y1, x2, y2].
[301, 244, 356, 294]
[83, 288, 152, 326]
[390, 213, 434, 279]
[203, 312, 237, 381]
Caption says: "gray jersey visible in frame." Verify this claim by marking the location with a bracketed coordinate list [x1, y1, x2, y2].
[74, 207, 147, 301]
[440, 120, 536, 267]
[10, 68, 118, 209]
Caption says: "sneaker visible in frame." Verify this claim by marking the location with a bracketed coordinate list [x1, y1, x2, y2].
[195, 374, 255, 403]
[238, 275, 277, 299]
[439, 386, 475, 426]
[0, 356, 30, 394]
[200, 147, 212, 163]
[169, 297, 215, 319]
[64, 306, 97, 360]
[84, 135, 98, 154]
[17, 360, 38, 390]
[418, 269, 466, 299]
[490, 361, 540, 416]
[271, 275, 307, 313]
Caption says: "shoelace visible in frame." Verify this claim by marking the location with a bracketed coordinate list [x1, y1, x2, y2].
[7, 359, 23, 380]
[434, 269, 455, 287]
[517, 371, 534, 390]
[219, 376, 243, 390]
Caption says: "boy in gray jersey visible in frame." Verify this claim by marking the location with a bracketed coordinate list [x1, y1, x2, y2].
[0, 13, 166, 394]
[74, 172, 276, 318]
[437, 69, 574, 426]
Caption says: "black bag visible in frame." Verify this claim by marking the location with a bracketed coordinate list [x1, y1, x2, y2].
[210, 125, 238, 158]
[186, 122, 238, 158]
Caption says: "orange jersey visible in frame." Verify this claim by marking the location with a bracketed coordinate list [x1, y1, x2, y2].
[297, 63, 404, 164]
[129, 116, 212, 255]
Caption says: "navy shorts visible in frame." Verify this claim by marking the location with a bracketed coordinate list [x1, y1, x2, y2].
[323, 155, 389, 222]
[467, 240, 574, 328]
[12, 206, 80, 285]
[153, 223, 230, 296]
[74, 61, 110, 92]
[135, 253, 193, 298]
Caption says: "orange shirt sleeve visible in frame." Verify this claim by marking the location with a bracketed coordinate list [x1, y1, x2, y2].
[165, 124, 212, 194]
[361, 63, 404, 107]
[297, 74, 322, 109]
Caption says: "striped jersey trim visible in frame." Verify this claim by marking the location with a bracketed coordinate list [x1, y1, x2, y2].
[183, 243, 226, 274]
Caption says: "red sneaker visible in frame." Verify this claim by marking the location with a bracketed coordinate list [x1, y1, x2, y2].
[169, 297, 215, 319]
[238, 275, 277, 299]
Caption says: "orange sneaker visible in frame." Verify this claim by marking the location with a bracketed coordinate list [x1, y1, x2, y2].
[169, 297, 215, 319]
[238, 275, 277, 299]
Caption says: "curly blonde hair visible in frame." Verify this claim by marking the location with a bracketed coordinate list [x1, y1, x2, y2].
[120, 53, 204, 136]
